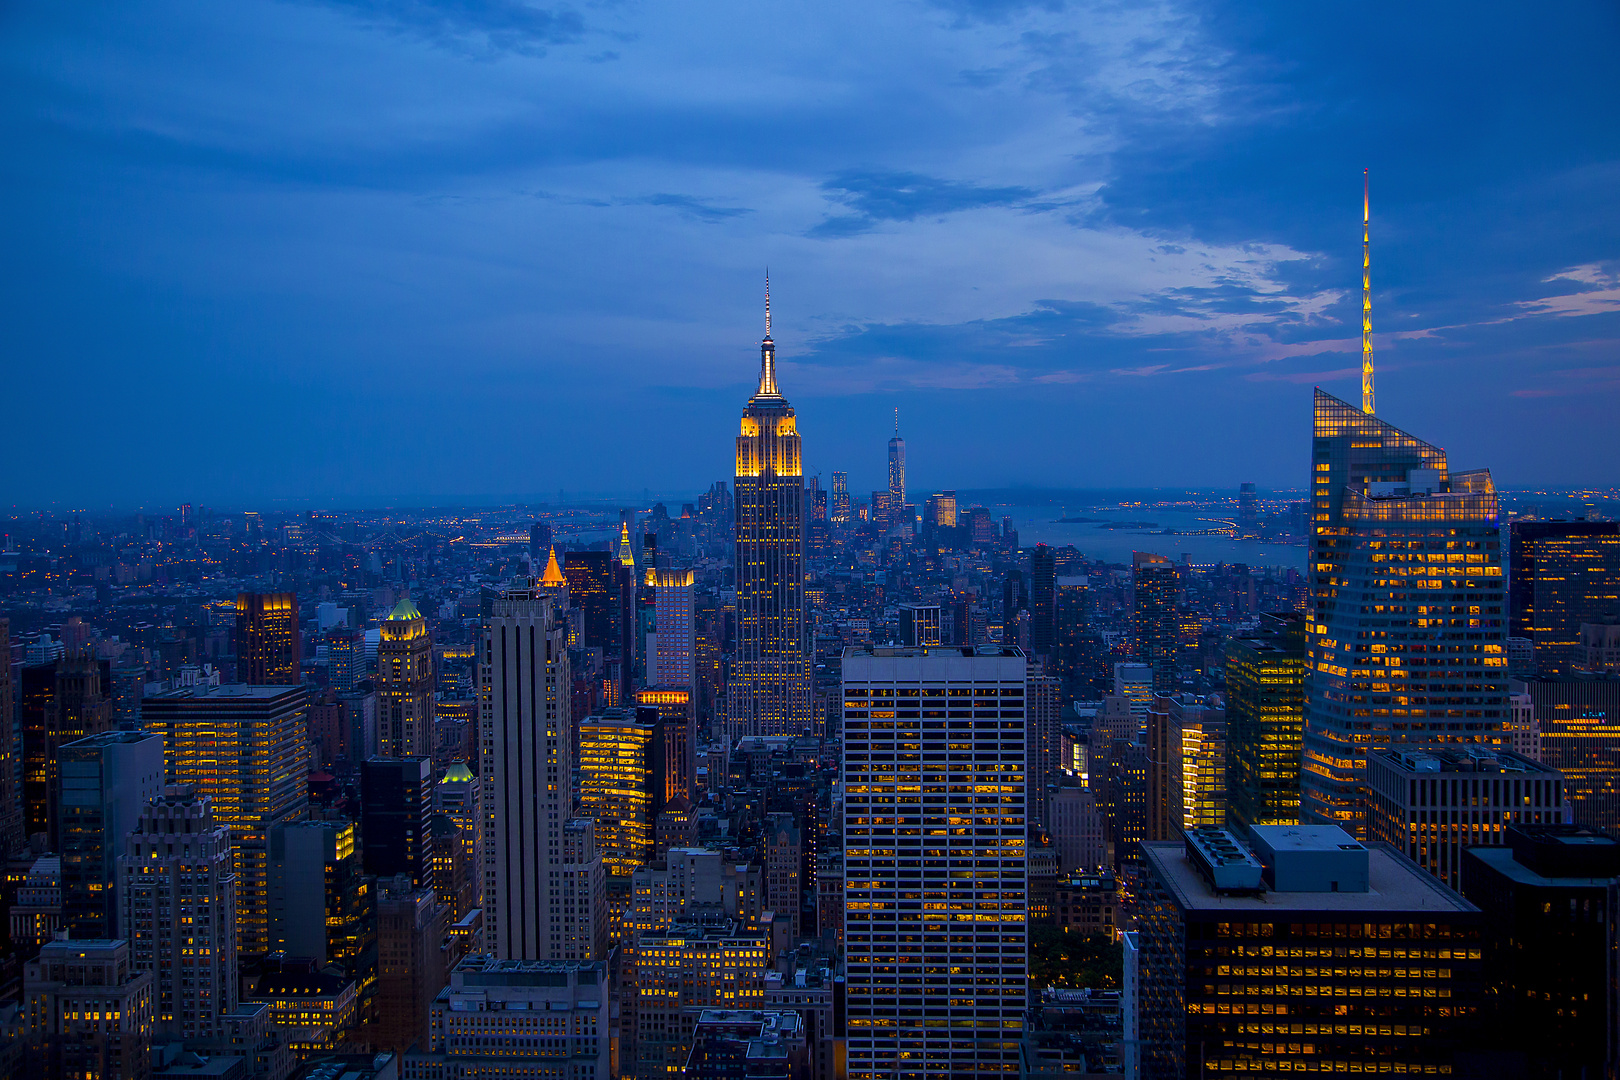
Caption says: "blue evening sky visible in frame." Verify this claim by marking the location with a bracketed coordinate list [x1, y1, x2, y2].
[2, 0, 1616, 508]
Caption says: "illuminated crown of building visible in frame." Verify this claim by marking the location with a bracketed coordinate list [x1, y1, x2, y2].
[1363, 169, 1375, 415]
[540, 545, 566, 587]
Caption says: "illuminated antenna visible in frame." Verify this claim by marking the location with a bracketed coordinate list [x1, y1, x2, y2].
[764, 269, 771, 339]
[894, 407, 899, 435]
[1362, 169, 1375, 415]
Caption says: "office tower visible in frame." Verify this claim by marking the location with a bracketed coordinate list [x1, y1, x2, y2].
[870, 490, 893, 530]
[374, 874, 449, 1055]
[1462, 824, 1620, 1078]
[25, 650, 113, 846]
[434, 760, 481, 871]
[639, 687, 694, 805]
[888, 408, 906, 510]
[1224, 612, 1307, 828]
[1143, 694, 1177, 842]
[732, 284, 811, 737]
[528, 520, 553, 568]
[0, 619, 21, 859]
[897, 603, 940, 647]
[1132, 552, 1178, 690]
[577, 709, 654, 885]
[1002, 569, 1026, 625]
[377, 598, 435, 758]
[831, 470, 850, 523]
[1027, 673, 1062, 829]
[1134, 825, 1483, 1079]
[1515, 676, 1620, 830]
[763, 811, 801, 937]
[362, 756, 435, 889]
[1048, 783, 1108, 874]
[1238, 481, 1258, 538]
[1051, 574, 1090, 676]
[24, 937, 154, 1080]
[480, 586, 572, 960]
[1030, 544, 1056, 657]
[327, 627, 363, 693]
[58, 730, 164, 939]
[1575, 614, 1620, 672]
[622, 923, 770, 1076]
[12, 854, 63, 956]
[841, 644, 1028, 1080]
[654, 568, 696, 689]
[1302, 389, 1508, 836]
[431, 813, 475, 921]
[268, 819, 372, 973]
[405, 956, 611, 1080]
[557, 817, 608, 961]
[1112, 662, 1154, 718]
[235, 591, 299, 685]
[1508, 521, 1620, 674]
[143, 683, 309, 956]
[118, 785, 238, 1040]
[1366, 746, 1564, 891]
[564, 550, 622, 659]
[628, 847, 728, 936]
[1172, 694, 1226, 829]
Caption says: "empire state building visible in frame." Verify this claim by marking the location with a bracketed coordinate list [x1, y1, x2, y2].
[730, 280, 811, 737]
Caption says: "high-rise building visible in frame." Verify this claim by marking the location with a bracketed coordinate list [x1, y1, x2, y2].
[118, 785, 238, 1040]
[480, 586, 572, 960]
[1027, 673, 1062, 829]
[528, 520, 554, 568]
[1171, 694, 1226, 829]
[1519, 674, 1620, 831]
[897, 603, 941, 648]
[403, 956, 610, 1080]
[1237, 481, 1258, 538]
[557, 817, 608, 962]
[267, 819, 373, 976]
[327, 627, 364, 693]
[654, 568, 696, 689]
[762, 811, 801, 938]
[362, 756, 435, 890]
[377, 598, 435, 758]
[1508, 521, 1620, 675]
[831, 470, 850, 524]
[1302, 389, 1507, 836]
[24, 650, 113, 846]
[434, 760, 481, 872]
[1132, 552, 1178, 690]
[621, 922, 770, 1077]
[577, 709, 654, 886]
[58, 730, 164, 939]
[0, 619, 22, 859]
[888, 409, 906, 511]
[24, 937, 154, 1080]
[1366, 746, 1564, 891]
[1134, 825, 1483, 1078]
[373, 874, 449, 1055]
[1461, 824, 1620, 1079]
[235, 592, 300, 685]
[1224, 612, 1307, 828]
[142, 683, 309, 957]
[563, 550, 623, 661]
[1030, 544, 1056, 658]
[841, 644, 1028, 1080]
[732, 284, 811, 736]
[638, 688, 694, 806]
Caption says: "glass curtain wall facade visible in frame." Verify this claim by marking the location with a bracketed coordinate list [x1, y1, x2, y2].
[1302, 390, 1508, 836]
[1225, 614, 1307, 828]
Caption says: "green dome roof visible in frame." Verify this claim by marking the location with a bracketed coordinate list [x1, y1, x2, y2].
[387, 597, 423, 621]
[440, 761, 475, 783]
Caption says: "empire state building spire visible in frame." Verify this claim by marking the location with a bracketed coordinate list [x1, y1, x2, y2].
[1362, 169, 1375, 415]
[757, 270, 780, 398]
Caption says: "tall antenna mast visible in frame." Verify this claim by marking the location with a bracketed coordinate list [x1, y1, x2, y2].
[1362, 169, 1375, 414]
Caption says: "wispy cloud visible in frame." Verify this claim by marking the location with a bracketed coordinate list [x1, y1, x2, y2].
[293, 0, 584, 57]
[1515, 264, 1620, 318]
[809, 170, 1038, 237]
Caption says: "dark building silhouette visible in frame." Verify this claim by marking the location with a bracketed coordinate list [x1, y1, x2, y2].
[1030, 544, 1056, 658]
[1508, 520, 1620, 675]
[1132, 552, 1178, 690]
[23, 651, 113, 846]
[361, 756, 435, 891]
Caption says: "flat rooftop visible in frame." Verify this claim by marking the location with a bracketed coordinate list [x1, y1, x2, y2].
[1369, 747, 1554, 776]
[1465, 845, 1620, 888]
[1142, 841, 1477, 914]
[1249, 825, 1365, 853]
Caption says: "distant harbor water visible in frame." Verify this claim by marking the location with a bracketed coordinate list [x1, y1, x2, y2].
[998, 505, 1307, 570]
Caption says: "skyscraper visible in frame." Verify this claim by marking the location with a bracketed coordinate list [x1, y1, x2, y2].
[1301, 389, 1507, 836]
[731, 280, 811, 736]
[1132, 551, 1178, 690]
[0, 619, 21, 860]
[1507, 521, 1620, 675]
[830, 470, 850, 523]
[1029, 544, 1056, 658]
[841, 644, 1028, 1080]
[578, 709, 654, 885]
[1224, 612, 1307, 828]
[25, 650, 113, 846]
[377, 597, 435, 758]
[887, 408, 905, 511]
[236, 591, 300, 685]
[58, 730, 164, 939]
[362, 756, 435, 890]
[654, 568, 696, 690]
[143, 683, 309, 957]
[118, 785, 238, 1041]
[480, 585, 573, 959]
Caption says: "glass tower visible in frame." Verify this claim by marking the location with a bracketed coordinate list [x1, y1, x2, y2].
[1302, 389, 1508, 836]
[731, 289, 811, 736]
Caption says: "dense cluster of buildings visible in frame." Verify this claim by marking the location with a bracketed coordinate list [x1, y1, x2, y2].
[0, 286, 1618, 1079]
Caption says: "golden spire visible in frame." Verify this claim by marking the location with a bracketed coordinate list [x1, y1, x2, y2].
[1362, 169, 1375, 415]
[540, 545, 565, 587]
[618, 519, 635, 569]
[756, 270, 780, 398]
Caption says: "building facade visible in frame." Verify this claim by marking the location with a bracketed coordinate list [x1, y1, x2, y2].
[1224, 612, 1307, 828]
[377, 598, 435, 759]
[841, 645, 1028, 1080]
[1508, 521, 1620, 675]
[236, 592, 299, 685]
[59, 730, 165, 940]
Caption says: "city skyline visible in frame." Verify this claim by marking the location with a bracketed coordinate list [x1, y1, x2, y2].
[3, 2, 1619, 506]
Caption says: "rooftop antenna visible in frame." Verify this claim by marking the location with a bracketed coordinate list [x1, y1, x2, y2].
[1362, 169, 1375, 414]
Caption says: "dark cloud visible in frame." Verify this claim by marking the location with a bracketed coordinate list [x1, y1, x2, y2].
[810, 170, 1037, 237]
[295, 0, 584, 56]
[633, 193, 751, 223]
